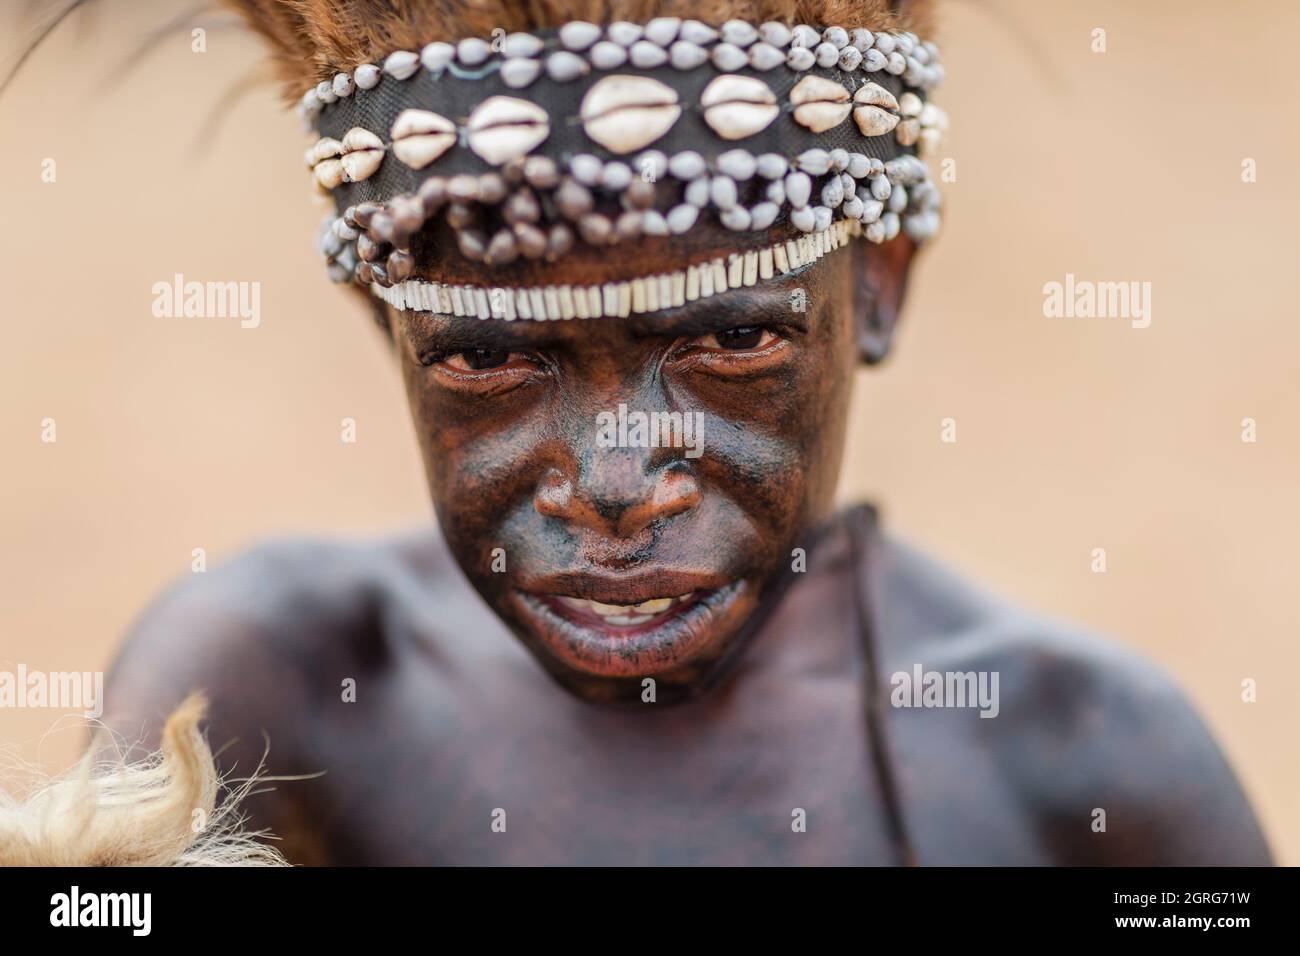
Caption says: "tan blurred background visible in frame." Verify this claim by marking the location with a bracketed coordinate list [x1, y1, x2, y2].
[1, 1, 1296, 861]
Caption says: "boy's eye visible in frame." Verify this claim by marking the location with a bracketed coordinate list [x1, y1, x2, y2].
[691, 326, 778, 351]
[442, 349, 514, 371]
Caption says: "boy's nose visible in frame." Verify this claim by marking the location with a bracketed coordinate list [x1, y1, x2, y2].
[533, 456, 700, 539]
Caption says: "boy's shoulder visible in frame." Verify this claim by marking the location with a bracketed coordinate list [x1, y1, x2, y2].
[102, 528, 504, 749]
[875, 532, 1176, 700]
[873, 534, 1272, 864]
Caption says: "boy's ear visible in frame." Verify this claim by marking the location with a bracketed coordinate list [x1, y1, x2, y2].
[851, 234, 918, 365]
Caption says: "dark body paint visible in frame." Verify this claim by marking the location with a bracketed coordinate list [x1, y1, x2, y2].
[103, 512, 1272, 865]
[101, 230, 1273, 865]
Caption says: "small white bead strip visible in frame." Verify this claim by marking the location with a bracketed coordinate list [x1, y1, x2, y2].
[371, 219, 864, 320]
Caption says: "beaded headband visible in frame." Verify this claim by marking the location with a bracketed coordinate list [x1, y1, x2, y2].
[305, 18, 947, 321]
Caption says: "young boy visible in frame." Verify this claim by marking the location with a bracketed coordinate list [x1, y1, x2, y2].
[103, 0, 1270, 865]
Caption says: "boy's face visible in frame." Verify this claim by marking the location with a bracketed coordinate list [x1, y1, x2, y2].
[386, 223, 912, 702]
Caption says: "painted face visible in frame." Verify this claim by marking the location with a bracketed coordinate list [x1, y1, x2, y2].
[384, 220, 914, 703]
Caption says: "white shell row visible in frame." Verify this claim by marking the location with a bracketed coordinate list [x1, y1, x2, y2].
[306, 78, 945, 187]
[300, 20, 943, 122]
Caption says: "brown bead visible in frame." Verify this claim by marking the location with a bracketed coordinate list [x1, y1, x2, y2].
[577, 213, 613, 246]
[446, 202, 476, 230]
[625, 179, 656, 209]
[387, 249, 414, 281]
[390, 196, 425, 236]
[615, 209, 643, 241]
[368, 210, 396, 243]
[447, 174, 480, 203]
[343, 205, 359, 229]
[502, 188, 540, 225]
[513, 222, 548, 259]
[523, 155, 560, 190]
[457, 228, 487, 261]
[502, 158, 527, 185]
[352, 202, 381, 228]
[355, 261, 375, 284]
[555, 177, 593, 220]
[417, 177, 447, 216]
[370, 262, 391, 287]
[356, 233, 384, 262]
[484, 229, 519, 265]
[478, 172, 508, 204]
[546, 222, 574, 261]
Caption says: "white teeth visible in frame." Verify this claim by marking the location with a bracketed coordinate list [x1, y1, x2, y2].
[633, 597, 673, 614]
[555, 592, 695, 624]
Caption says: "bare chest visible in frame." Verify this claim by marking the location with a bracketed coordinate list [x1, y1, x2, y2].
[298, 664, 904, 865]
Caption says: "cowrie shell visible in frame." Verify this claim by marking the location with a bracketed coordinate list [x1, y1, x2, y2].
[501, 32, 543, 58]
[852, 82, 900, 137]
[789, 75, 850, 133]
[390, 109, 456, 170]
[608, 21, 643, 46]
[786, 46, 815, 70]
[700, 75, 778, 140]
[590, 41, 628, 69]
[645, 17, 681, 46]
[760, 22, 793, 48]
[560, 21, 602, 51]
[457, 37, 490, 66]
[721, 20, 759, 47]
[313, 158, 344, 189]
[354, 64, 381, 89]
[382, 50, 419, 80]
[580, 75, 681, 154]
[420, 43, 454, 72]
[895, 117, 921, 146]
[305, 137, 342, 168]
[854, 105, 900, 136]
[680, 20, 719, 45]
[467, 96, 551, 165]
[711, 43, 748, 72]
[339, 127, 384, 182]
[854, 82, 900, 110]
[669, 41, 709, 70]
[546, 51, 590, 82]
[501, 57, 543, 88]
[791, 25, 820, 48]
[630, 40, 669, 68]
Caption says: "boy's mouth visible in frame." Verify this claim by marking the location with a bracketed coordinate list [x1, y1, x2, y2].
[510, 574, 748, 678]
[548, 592, 701, 629]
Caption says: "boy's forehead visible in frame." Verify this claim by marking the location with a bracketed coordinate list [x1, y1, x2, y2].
[308, 19, 947, 323]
